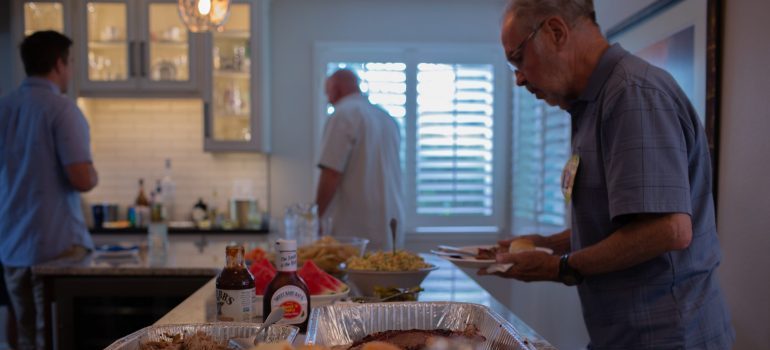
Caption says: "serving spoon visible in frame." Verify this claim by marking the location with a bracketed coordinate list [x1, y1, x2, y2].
[228, 308, 285, 348]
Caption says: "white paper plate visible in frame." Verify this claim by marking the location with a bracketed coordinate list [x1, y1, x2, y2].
[435, 245, 553, 269]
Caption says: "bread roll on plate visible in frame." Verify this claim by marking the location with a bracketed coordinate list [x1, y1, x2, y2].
[508, 239, 536, 254]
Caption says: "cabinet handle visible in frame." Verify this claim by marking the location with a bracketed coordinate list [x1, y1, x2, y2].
[129, 41, 136, 77]
[139, 42, 147, 77]
[204, 102, 211, 138]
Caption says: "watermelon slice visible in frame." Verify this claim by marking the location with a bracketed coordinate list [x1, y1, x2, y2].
[249, 258, 276, 295]
[298, 260, 348, 295]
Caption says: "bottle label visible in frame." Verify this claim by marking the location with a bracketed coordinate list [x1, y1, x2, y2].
[270, 285, 308, 324]
[216, 288, 255, 322]
[277, 250, 298, 272]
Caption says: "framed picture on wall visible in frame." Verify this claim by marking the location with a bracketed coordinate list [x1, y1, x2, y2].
[606, 0, 720, 198]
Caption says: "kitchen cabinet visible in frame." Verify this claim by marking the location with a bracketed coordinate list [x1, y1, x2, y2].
[203, 0, 271, 152]
[77, 0, 202, 96]
[10, 0, 72, 92]
[8, 0, 271, 152]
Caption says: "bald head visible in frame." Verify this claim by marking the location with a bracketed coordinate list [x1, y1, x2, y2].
[325, 69, 362, 105]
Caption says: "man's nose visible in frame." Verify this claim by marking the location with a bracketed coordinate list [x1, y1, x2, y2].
[514, 70, 527, 86]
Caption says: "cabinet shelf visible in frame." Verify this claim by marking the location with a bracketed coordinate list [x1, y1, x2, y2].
[89, 41, 127, 49]
[213, 70, 250, 79]
[151, 40, 189, 48]
[213, 113, 250, 119]
[214, 31, 249, 39]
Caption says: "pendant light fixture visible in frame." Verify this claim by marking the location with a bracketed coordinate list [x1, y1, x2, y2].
[178, 0, 231, 33]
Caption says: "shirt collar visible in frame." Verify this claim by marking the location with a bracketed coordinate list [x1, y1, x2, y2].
[21, 77, 62, 95]
[335, 93, 365, 107]
[575, 43, 628, 103]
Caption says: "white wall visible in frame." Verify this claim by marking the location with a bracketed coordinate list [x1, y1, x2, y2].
[718, 0, 770, 348]
[594, 0, 659, 32]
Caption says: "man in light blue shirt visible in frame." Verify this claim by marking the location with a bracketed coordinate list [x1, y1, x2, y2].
[0, 30, 98, 350]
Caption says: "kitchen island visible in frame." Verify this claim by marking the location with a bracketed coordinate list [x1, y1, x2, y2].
[153, 255, 557, 349]
[33, 234, 277, 350]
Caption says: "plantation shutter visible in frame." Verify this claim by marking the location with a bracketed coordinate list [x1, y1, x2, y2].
[415, 63, 495, 217]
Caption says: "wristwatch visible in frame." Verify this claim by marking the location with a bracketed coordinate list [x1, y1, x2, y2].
[558, 253, 584, 286]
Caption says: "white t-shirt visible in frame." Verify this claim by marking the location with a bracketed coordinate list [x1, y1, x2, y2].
[318, 94, 404, 251]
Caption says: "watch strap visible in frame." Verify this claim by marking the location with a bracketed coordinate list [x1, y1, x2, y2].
[559, 253, 583, 286]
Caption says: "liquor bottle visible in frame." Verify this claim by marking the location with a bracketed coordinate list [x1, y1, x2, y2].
[135, 178, 150, 206]
[263, 239, 310, 332]
[216, 245, 256, 322]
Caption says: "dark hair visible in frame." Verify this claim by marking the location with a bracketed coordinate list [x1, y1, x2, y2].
[19, 30, 73, 76]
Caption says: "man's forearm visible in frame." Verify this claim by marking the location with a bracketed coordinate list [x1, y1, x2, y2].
[315, 167, 342, 218]
[546, 229, 572, 255]
[569, 213, 692, 276]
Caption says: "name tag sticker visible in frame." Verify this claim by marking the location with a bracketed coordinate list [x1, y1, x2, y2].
[561, 154, 580, 203]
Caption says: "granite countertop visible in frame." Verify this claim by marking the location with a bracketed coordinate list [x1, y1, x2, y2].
[154, 255, 556, 349]
[89, 227, 270, 235]
[32, 236, 275, 277]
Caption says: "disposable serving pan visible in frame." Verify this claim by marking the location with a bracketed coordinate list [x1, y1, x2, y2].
[104, 322, 299, 350]
[305, 301, 534, 350]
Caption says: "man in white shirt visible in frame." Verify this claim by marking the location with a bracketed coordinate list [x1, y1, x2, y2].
[316, 69, 404, 251]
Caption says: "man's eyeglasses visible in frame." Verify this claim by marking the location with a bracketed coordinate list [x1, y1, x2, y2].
[506, 19, 546, 71]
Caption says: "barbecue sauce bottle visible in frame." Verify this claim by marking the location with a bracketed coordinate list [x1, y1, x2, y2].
[263, 239, 310, 332]
[216, 245, 256, 322]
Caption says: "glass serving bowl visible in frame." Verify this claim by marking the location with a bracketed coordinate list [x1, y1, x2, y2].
[297, 236, 369, 276]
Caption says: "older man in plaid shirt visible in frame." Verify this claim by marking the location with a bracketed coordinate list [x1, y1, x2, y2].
[482, 1, 735, 349]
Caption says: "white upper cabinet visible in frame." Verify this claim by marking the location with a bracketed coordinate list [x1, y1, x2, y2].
[77, 0, 202, 96]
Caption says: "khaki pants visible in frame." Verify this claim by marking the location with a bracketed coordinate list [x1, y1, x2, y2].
[3, 246, 88, 350]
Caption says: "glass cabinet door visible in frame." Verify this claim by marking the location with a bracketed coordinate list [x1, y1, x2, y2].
[23, 2, 64, 35]
[147, 3, 189, 82]
[85, 2, 130, 82]
[209, 3, 252, 143]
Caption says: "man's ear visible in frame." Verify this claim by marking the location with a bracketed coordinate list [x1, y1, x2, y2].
[545, 16, 569, 48]
[52, 56, 66, 75]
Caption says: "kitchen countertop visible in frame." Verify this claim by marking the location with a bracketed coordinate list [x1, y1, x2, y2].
[154, 255, 556, 349]
[32, 235, 276, 277]
[89, 227, 270, 235]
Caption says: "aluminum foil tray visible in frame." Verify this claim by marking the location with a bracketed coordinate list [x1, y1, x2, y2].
[105, 322, 299, 350]
[305, 302, 534, 350]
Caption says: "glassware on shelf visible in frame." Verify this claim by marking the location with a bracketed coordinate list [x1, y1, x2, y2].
[86, 2, 128, 81]
[210, 3, 252, 143]
[24, 2, 64, 34]
[213, 46, 221, 70]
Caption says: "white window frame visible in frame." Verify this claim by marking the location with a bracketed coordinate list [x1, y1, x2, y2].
[313, 42, 509, 236]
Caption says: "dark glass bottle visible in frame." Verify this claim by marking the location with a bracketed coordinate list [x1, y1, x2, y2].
[135, 178, 149, 207]
[216, 245, 256, 322]
[263, 239, 310, 332]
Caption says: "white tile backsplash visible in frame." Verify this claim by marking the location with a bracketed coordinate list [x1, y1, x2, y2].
[79, 98, 268, 221]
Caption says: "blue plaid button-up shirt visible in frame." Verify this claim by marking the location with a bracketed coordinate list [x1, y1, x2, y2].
[567, 44, 734, 350]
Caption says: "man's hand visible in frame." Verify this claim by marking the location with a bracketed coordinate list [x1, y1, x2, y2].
[477, 251, 560, 282]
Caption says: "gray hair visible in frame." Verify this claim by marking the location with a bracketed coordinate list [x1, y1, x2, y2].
[505, 0, 596, 29]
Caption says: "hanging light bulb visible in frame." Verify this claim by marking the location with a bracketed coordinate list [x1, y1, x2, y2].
[178, 0, 231, 33]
